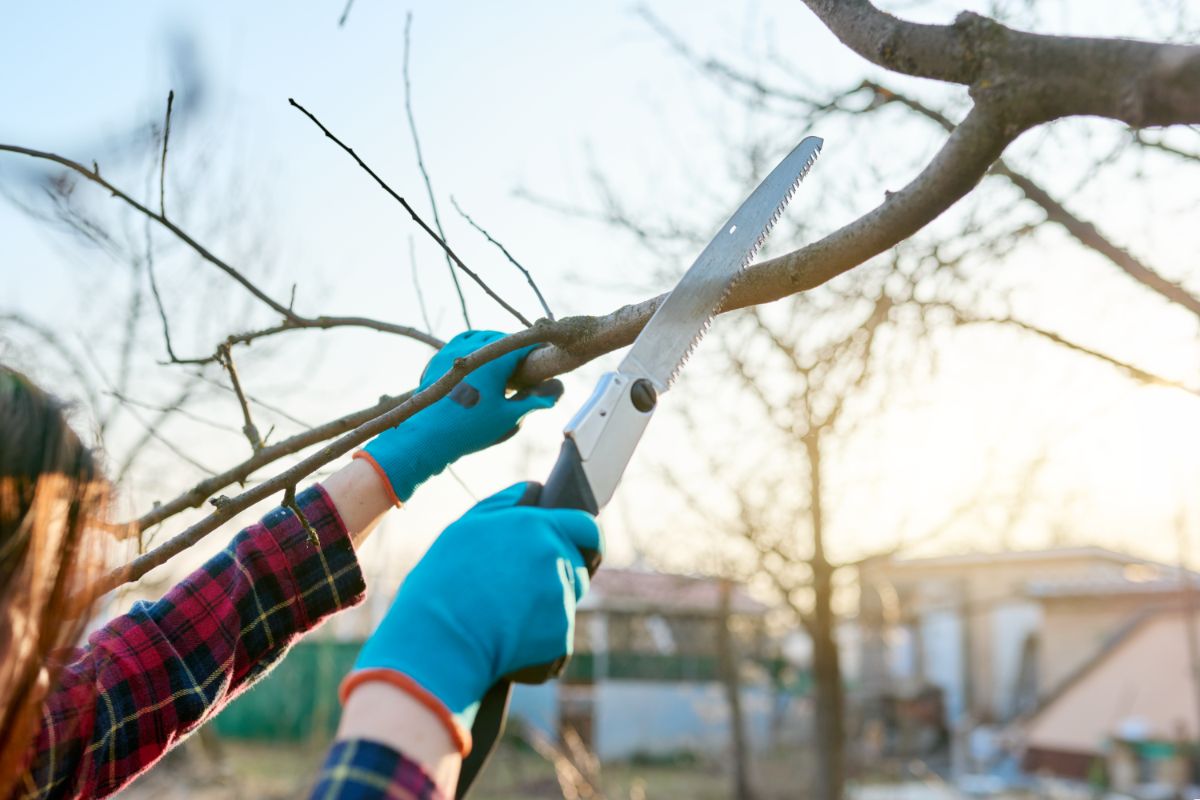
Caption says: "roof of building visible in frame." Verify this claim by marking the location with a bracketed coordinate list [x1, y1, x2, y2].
[881, 545, 1153, 571]
[579, 568, 767, 615]
[1027, 568, 1200, 598]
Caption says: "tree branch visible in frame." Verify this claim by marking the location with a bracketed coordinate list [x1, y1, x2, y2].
[862, 79, 1200, 319]
[216, 343, 262, 452]
[158, 90, 174, 218]
[801, 0, 1200, 126]
[288, 99, 534, 327]
[403, 12, 470, 327]
[101, 325, 551, 594]
[513, 103, 1017, 385]
[0, 145, 296, 317]
[0, 144, 444, 361]
[450, 196, 556, 321]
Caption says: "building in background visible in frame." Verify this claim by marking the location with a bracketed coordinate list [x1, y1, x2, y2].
[509, 568, 809, 760]
[855, 545, 1200, 792]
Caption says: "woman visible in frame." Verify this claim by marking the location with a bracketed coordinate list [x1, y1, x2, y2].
[1, 331, 600, 799]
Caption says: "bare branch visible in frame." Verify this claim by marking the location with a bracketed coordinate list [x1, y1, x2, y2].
[216, 343, 262, 452]
[112, 379, 208, 486]
[0, 145, 296, 318]
[145, 235, 180, 362]
[159, 90, 174, 218]
[0, 145, 442, 363]
[409, 236, 434, 335]
[863, 80, 1200, 319]
[131, 390, 409, 533]
[991, 161, 1200, 317]
[337, 0, 356, 28]
[282, 485, 320, 548]
[958, 311, 1200, 396]
[403, 12, 470, 327]
[450, 196, 556, 321]
[102, 325, 552, 594]
[288, 98, 533, 327]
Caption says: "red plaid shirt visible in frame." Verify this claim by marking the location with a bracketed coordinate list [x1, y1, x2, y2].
[12, 485, 442, 800]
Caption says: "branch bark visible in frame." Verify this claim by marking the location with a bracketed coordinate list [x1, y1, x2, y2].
[801, 0, 1200, 126]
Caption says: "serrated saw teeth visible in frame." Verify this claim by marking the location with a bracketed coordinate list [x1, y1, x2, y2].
[661, 143, 821, 387]
[621, 136, 822, 390]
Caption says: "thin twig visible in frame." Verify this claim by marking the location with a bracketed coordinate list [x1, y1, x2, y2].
[145, 212, 179, 363]
[409, 236, 434, 335]
[403, 12, 470, 327]
[451, 196, 556, 320]
[192, 371, 313, 429]
[216, 342, 263, 451]
[337, 0, 356, 27]
[282, 485, 321, 548]
[159, 90, 174, 218]
[105, 390, 243, 435]
[287, 98, 532, 327]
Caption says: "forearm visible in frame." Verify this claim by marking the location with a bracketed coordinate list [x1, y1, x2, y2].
[20, 485, 366, 799]
[321, 457, 396, 548]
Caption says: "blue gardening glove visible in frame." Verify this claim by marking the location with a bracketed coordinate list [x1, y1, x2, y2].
[341, 483, 601, 750]
[356, 331, 563, 504]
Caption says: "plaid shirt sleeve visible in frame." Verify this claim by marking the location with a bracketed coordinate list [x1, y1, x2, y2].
[13, 484, 367, 800]
[308, 740, 444, 800]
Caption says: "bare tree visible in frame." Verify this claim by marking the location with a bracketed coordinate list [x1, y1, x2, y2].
[0, 0, 1194, 652]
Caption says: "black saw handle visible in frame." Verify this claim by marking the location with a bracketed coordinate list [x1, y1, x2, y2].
[454, 457, 602, 799]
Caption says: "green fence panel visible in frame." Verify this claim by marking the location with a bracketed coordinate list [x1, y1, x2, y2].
[213, 640, 360, 740]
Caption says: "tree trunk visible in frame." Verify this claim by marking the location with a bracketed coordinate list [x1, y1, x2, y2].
[719, 578, 756, 800]
[805, 432, 846, 800]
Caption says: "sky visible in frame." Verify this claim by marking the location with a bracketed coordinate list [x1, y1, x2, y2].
[2, 1, 1198, 600]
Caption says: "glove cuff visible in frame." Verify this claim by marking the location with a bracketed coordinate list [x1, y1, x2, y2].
[340, 668, 474, 756]
[359, 432, 446, 503]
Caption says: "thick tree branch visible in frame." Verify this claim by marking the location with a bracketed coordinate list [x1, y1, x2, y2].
[514, 103, 1017, 384]
[801, 0, 1200, 126]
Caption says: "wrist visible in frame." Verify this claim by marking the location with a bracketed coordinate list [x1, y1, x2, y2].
[337, 678, 464, 792]
[341, 669, 475, 754]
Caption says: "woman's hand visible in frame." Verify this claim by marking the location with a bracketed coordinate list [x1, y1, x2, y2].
[356, 331, 563, 506]
[338, 482, 601, 758]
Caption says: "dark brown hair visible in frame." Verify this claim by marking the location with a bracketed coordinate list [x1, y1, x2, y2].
[0, 367, 105, 791]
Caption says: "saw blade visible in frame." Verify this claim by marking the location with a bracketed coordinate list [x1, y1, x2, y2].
[618, 136, 822, 391]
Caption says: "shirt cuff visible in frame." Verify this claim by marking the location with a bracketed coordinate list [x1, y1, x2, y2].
[267, 484, 367, 630]
[310, 738, 445, 800]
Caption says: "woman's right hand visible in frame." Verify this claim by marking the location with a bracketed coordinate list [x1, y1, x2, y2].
[339, 482, 601, 752]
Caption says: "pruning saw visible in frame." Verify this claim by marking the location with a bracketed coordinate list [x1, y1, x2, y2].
[456, 135, 823, 798]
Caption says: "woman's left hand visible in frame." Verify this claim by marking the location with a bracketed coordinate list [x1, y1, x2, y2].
[355, 331, 562, 504]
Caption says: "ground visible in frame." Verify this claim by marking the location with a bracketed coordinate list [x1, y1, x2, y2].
[113, 736, 1083, 799]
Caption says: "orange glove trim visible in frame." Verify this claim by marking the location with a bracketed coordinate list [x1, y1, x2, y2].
[339, 669, 472, 757]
